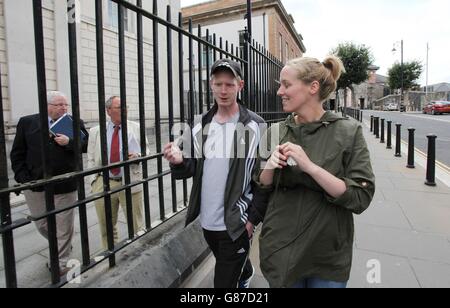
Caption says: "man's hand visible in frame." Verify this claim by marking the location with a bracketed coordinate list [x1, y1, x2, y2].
[246, 221, 254, 240]
[54, 134, 70, 146]
[128, 153, 140, 159]
[163, 142, 183, 165]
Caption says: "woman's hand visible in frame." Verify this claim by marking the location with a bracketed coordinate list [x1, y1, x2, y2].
[266, 145, 288, 170]
[280, 142, 317, 174]
[259, 145, 289, 186]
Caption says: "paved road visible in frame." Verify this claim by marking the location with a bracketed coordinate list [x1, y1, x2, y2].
[363, 111, 450, 168]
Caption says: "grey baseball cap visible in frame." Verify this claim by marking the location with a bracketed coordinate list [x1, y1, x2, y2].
[210, 58, 243, 79]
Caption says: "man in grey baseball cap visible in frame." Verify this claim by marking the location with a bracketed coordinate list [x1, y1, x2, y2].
[164, 56, 266, 288]
[210, 58, 243, 79]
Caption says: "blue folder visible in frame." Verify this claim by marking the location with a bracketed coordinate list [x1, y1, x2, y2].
[50, 114, 87, 140]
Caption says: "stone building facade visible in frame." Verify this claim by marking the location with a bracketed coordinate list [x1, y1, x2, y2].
[1, 0, 180, 135]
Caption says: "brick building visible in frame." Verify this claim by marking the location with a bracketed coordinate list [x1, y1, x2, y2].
[181, 0, 306, 63]
[331, 65, 389, 110]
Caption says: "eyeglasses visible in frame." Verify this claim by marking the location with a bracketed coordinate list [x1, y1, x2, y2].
[49, 104, 70, 108]
[108, 106, 129, 110]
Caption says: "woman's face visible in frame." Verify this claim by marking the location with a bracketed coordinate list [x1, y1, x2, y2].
[277, 66, 315, 113]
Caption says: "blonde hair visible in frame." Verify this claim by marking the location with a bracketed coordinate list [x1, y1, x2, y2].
[286, 56, 345, 102]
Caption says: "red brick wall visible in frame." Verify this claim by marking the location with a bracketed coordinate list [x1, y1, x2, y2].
[182, 0, 304, 63]
[268, 8, 303, 63]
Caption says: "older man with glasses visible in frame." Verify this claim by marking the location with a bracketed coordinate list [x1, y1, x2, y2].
[10, 91, 89, 276]
[87, 96, 147, 250]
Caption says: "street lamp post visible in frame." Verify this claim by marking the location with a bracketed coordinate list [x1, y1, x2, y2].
[400, 40, 404, 111]
[426, 43, 429, 103]
[393, 40, 404, 111]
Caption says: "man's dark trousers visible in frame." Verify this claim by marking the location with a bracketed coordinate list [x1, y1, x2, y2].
[203, 230, 253, 288]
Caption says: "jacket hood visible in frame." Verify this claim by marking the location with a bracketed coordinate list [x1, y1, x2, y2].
[285, 111, 347, 135]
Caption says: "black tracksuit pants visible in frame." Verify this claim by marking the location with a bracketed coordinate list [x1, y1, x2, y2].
[203, 229, 253, 288]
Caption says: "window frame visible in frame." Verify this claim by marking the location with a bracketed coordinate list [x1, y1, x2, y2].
[106, 0, 135, 33]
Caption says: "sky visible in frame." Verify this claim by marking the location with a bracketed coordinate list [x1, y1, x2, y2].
[181, 0, 450, 86]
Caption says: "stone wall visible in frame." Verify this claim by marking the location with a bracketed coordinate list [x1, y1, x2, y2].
[0, 0, 9, 127]
[78, 20, 155, 123]
[1, 0, 180, 129]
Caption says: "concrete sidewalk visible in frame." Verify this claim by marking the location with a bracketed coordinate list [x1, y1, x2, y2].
[182, 120, 450, 288]
[0, 164, 192, 288]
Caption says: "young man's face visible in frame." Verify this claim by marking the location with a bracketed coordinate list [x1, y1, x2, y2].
[210, 70, 244, 108]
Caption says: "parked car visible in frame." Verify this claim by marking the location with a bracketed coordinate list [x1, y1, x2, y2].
[383, 103, 398, 111]
[422, 101, 450, 115]
[423, 103, 432, 114]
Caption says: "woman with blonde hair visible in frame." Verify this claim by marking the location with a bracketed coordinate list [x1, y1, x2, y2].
[255, 56, 375, 288]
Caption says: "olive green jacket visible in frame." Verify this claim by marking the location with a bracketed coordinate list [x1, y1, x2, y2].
[258, 111, 375, 288]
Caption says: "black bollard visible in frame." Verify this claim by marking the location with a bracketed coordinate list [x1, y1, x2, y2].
[373, 117, 377, 136]
[395, 124, 402, 157]
[374, 117, 380, 139]
[407, 128, 416, 168]
[360, 110, 363, 123]
[380, 119, 385, 144]
[425, 134, 437, 186]
[370, 116, 374, 132]
[387, 121, 392, 149]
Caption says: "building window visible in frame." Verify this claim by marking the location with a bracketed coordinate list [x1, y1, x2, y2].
[279, 34, 283, 62]
[202, 35, 214, 68]
[239, 30, 246, 57]
[285, 42, 289, 61]
[107, 0, 134, 33]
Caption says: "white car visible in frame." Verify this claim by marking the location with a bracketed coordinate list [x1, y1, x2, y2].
[384, 103, 398, 111]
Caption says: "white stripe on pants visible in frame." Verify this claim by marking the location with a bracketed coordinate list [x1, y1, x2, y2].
[23, 190, 76, 267]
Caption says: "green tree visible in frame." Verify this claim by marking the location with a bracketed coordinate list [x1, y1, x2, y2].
[331, 43, 374, 107]
[388, 61, 423, 92]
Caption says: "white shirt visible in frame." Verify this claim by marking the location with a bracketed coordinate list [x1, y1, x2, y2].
[200, 112, 240, 231]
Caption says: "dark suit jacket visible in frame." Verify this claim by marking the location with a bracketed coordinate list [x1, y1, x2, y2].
[10, 114, 89, 194]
